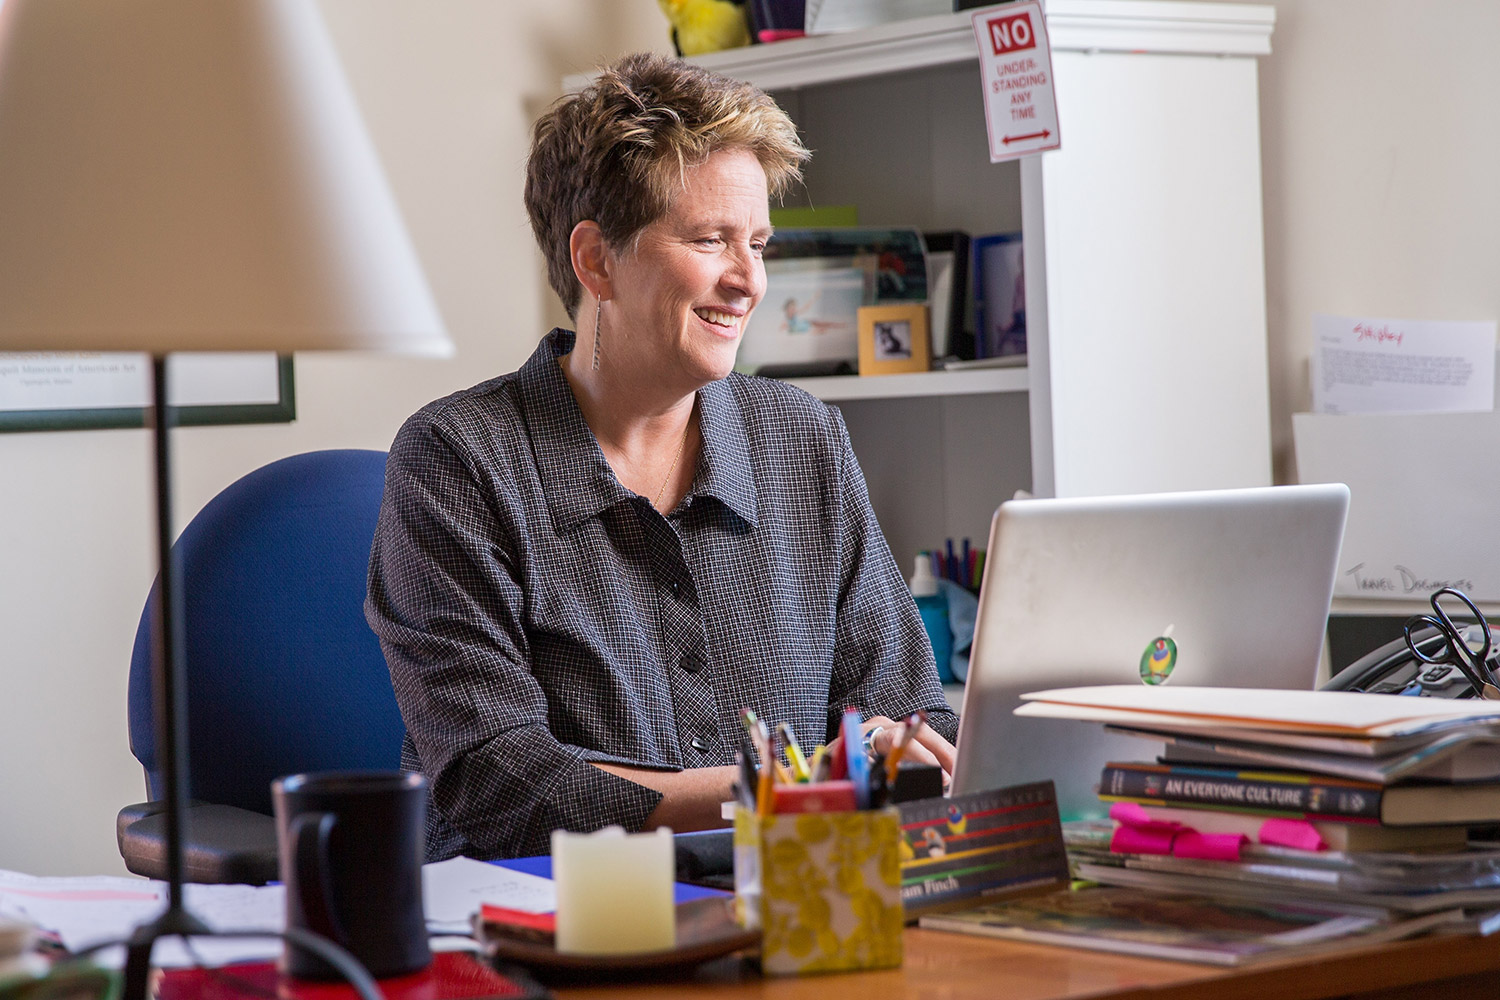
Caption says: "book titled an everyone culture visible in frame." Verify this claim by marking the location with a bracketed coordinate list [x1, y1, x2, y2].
[1098, 760, 1500, 826]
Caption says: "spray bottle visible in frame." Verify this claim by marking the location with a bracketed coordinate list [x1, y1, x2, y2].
[909, 555, 954, 683]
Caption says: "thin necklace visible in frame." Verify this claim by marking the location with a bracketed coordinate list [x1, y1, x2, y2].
[652, 421, 690, 512]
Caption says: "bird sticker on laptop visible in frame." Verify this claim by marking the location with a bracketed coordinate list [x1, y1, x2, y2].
[1139, 625, 1177, 685]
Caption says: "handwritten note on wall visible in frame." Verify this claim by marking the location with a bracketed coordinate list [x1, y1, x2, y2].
[1311, 313, 1496, 415]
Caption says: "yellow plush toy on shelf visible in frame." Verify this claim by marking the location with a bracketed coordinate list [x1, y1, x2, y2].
[657, 0, 751, 57]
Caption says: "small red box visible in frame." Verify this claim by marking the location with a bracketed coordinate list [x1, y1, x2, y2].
[772, 780, 857, 814]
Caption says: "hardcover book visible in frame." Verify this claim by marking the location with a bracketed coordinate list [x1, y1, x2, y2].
[1098, 760, 1500, 826]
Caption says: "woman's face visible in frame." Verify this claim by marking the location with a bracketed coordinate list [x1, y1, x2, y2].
[604, 148, 771, 391]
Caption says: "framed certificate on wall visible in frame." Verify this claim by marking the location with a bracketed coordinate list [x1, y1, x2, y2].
[0, 352, 294, 432]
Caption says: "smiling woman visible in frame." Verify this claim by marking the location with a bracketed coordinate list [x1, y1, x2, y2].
[365, 52, 959, 862]
[567, 149, 772, 405]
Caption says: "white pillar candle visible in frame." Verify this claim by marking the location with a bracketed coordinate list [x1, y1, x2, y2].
[551, 826, 676, 955]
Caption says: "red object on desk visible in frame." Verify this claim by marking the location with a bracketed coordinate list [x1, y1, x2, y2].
[771, 780, 857, 814]
[154, 951, 545, 1000]
[480, 905, 556, 935]
[479, 904, 557, 947]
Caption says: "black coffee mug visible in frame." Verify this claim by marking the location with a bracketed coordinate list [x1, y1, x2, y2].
[272, 770, 431, 980]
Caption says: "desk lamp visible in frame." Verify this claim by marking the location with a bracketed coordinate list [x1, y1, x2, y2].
[0, 2, 451, 998]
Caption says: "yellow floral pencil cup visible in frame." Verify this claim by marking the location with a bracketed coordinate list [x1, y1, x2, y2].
[733, 806, 904, 976]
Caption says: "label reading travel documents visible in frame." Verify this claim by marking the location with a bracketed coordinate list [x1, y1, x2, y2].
[971, 2, 1061, 163]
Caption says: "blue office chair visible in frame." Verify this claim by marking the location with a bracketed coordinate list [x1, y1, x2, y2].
[117, 449, 405, 884]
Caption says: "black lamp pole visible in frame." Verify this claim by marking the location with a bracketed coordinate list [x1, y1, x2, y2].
[120, 356, 211, 1000]
[115, 358, 379, 1000]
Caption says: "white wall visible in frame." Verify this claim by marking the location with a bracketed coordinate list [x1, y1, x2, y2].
[0, 0, 670, 876]
[1259, 0, 1500, 481]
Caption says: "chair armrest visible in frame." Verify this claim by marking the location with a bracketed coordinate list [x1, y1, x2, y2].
[117, 801, 279, 885]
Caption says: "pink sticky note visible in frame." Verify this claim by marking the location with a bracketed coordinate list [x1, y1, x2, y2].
[1111, 824, 1177, 855]
[1109, 800, 1181, 834]
[1173, 830, 1247, 861]
[1259, 818, 1327, 852]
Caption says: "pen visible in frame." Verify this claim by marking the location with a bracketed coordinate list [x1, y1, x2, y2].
[767, 723, 795, 785]
[736, 737, 759, 810]
[741, 708, 776, 816]
[741, 708, 776, 770]
[842, 708, 870, 809]
[884, 710, 926, 784]
[868, 755, 890, 808]
[807, 744, 829, 783]
[756, 740, 774, 817]
[777, 722, 810, 782]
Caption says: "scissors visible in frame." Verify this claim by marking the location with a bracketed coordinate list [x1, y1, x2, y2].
[1404, 587, 1500, 700]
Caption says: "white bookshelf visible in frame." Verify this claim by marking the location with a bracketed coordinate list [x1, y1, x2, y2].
[564, 2, 1277, 566]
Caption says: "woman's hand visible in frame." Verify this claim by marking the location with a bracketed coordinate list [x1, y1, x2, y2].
[826, 714, 956, 779]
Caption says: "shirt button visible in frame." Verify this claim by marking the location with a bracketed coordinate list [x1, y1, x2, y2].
[680, 653, 702, 674]
[671, 581, 680, 594]
[691, 737, 710, 754]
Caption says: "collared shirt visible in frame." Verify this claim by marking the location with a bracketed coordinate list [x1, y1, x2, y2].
[366, 329, 957, 860]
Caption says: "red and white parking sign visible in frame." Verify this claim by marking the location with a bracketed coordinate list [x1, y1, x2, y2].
[971, 2, 1060, 162]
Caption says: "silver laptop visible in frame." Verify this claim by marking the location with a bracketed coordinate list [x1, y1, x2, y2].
[950, 483, 1350, 820]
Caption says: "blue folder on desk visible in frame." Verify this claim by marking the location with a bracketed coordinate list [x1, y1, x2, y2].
[493, 846, 728, 905]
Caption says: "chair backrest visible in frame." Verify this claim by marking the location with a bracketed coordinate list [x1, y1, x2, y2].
[127, 449, 403, 816]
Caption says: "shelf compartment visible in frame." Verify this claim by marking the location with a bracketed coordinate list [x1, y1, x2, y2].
[783, 366, 1027, 402]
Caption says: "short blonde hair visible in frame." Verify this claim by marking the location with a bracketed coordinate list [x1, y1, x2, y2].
[525, 52, 809, 319]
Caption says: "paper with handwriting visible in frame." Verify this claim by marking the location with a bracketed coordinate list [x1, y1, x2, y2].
[1311, 312, 1496, 415]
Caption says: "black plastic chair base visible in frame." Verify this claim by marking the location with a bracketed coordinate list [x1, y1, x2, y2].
[117, 800, 279, 885]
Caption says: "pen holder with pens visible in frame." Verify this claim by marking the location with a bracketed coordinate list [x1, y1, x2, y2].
[733, 805, 904, 976]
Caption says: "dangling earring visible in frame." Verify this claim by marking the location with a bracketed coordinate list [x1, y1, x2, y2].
[591, 297, 603, 371]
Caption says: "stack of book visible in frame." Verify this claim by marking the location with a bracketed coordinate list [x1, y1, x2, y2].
[915, 687, 1500, 965]
[1014, 685, 1500, 915]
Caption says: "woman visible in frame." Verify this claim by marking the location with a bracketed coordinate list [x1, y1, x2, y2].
[367, 52, 957, 861]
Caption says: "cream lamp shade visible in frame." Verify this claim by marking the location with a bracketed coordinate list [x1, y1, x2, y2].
[0, 0, 451, 357]
[0, 9, 446, 994]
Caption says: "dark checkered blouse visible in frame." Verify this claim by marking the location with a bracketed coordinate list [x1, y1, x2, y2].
[366, 329, 957, 860]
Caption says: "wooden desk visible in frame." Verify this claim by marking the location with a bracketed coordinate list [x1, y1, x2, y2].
[552, 926, 1500, 1000]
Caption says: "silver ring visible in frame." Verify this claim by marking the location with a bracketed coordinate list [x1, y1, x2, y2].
[861, 725, 887, 761]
